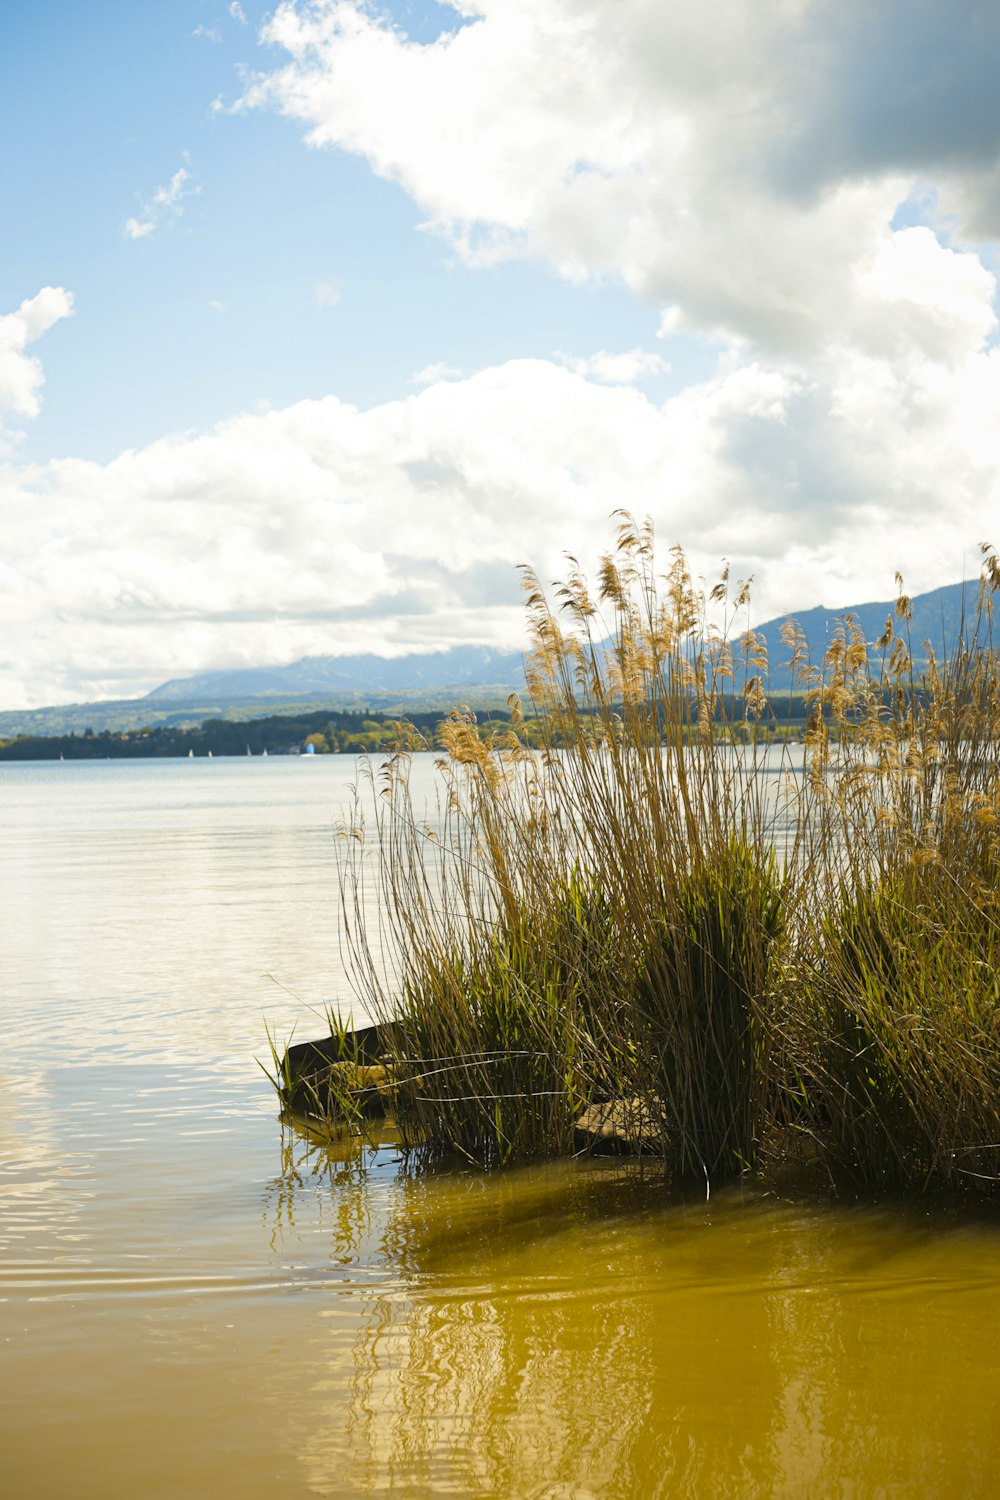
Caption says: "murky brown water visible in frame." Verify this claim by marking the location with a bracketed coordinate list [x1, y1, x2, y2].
[3, 758, 1000, 1498]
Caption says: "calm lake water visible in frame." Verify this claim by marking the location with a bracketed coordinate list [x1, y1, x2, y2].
[4, 756, 1000, 1497]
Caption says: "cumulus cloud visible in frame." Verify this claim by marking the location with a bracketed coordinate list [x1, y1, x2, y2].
[0, 287, 73, 433]
[123, 157, 196, 241]
[239, 0, 1000, 355]
[3, 289, 999, 707]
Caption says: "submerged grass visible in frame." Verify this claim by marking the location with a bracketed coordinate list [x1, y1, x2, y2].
[282, 520, 1000, 1198]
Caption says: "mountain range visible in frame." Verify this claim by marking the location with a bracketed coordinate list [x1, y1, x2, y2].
[146, 645, 527, 702]
[0, 578, 987, 738]
[149, 578, 985, 699]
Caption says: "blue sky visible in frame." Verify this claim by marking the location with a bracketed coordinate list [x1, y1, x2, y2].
[2, 0, 686, 464]
[3, 0, 1000, 707]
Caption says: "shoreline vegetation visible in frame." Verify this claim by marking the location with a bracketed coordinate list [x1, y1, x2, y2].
[0, 707, 484, 760]
[278, 517, 1000, 1202]
[0, 701, 815, 762]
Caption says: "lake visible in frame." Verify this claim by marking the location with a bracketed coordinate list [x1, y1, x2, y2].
[3, 756, 1000, 1497]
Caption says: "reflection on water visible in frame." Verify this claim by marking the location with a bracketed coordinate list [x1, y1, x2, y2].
[3, 758, 1000, 1498]
[262, 1126, 1000, 1499]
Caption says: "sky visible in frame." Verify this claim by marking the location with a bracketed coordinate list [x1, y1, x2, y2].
[3, 0, 1000, 708]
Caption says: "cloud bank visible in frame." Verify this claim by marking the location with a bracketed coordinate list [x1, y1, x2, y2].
[4, 319, 999, 707]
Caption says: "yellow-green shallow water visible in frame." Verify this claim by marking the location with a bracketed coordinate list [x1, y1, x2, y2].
[3, 758, 1000, 1497]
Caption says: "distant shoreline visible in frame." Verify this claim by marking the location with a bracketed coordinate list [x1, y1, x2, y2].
[0, 706, 467, 762]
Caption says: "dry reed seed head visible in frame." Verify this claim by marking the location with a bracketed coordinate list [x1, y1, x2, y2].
[708, 635, 735, 685]
[887, 638, 911, 680]
[778, 619, 799, 651]
[597, 553, 628, 610]
[733, 577, 753, 612]
[675, 656, 698, 694]
[518, 565, 549, 614]
[743, 676, 768, 723]
[739, 629, 770, 676]
[556, 556, 598, 622]
[876, 614, 894, 652]
[637, 621, 666, 678]
[665, 546, 699, 637]
[612, 508, 643, 557]
[795, 659, 824, 693]
[972, 796, 998, 829]
[564, 634, 595, 692]
[913, 839, 939, 868]
[979, 543, 1000, 598]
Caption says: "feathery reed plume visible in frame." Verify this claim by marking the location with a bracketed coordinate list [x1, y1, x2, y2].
[284, 522, 1000, 1199]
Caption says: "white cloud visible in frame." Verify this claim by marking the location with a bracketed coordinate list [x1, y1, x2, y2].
[3, 281, 1000, 707]
[657, 308, 684, 340]
[241, 0, 1000, 357]
[0, 287, 73, 434]
[410, 361, 462, 386]
[557, 349, 668, 385]
[229, 1, 247, 23]
[193, 25, 221, 43]
[208, 299, 228, 314]
[123, 217, 156, 241]
[123, 158, 196, 241]
[314, 278, 341, 308]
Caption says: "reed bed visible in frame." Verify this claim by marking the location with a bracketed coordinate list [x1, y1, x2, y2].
[312, 520, 1000, 1197]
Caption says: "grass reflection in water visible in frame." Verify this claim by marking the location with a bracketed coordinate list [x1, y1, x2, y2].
[266, 1123, 1000, 1498]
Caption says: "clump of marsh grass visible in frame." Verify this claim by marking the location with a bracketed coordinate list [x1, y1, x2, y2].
[336, 748, 622, 1166]
[335, 516, 801, 1181]
[307, 521, 1000, 1199]
[782, 548, 1000, 1192]
[514, 520, 801, 1180]
[634, 836, 786, 1181]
